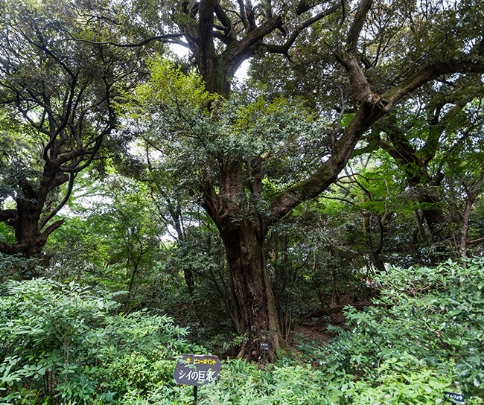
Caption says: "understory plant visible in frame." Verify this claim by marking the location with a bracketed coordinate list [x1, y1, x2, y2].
[119, 257, 484, 405]
[312, 258, 484, 404]
[1, 260, 483, 404]
[0, 278, 200, 404]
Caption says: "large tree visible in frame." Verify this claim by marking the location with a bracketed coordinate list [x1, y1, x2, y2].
[3, 0, 482, 359]
[120, 0, 484, 360]
[0, 0, 144, 268]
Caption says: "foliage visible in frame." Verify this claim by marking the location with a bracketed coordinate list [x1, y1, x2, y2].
[180, 260, 484, 405]
[311, 259, 484, 403]
[0, 278, 200, 404]
[1, 262, 483, 404]
[1, 0, 484, 400]
[129, 59, 327, 194]
[0, 253, 43, 282]
[0, 0, 146, 258]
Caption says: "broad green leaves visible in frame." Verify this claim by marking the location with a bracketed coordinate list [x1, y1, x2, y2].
[314, 259, 484, 402]
[0, 278, 198, 404]
[128, 59, 328, 195]
[1, 261, 484, 403]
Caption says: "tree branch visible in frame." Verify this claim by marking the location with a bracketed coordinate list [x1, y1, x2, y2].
[346, 0, 373, 52]
[71, 33, 187, 48]
[215, 3, 235, 40]
[268, 59, 484, 226]
[222, 14, 283, 72]
[264, 5, 339, 55]
[237, 0, 250, 32]
[295, 0, 332, 15]
[382, 61, 484, 107]
[38, 219, 65, 243]
[0, 209, 17, 224]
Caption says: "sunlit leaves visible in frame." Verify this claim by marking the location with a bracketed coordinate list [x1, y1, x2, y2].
[126, 59, 330, 194]
[136, 58, 217, 112]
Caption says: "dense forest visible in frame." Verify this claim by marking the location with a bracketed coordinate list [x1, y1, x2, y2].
[1, 0, 484, 403]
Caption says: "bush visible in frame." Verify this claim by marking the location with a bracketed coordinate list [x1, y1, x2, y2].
[313, 259, 484, 404]
[0, 278, 199, 404]
[1, 260, 483, 404]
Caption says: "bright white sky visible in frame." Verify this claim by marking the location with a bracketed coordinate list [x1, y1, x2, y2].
[170, 44, 249, 81]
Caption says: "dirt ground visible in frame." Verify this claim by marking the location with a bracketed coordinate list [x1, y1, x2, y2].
[290, 295, 373, 349]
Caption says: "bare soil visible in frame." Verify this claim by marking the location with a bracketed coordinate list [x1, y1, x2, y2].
[290, 295, 374, 349]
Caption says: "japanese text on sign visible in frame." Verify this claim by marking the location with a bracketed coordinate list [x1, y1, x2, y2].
[444, 392, 465, 405]
[174, 354, 221, 387]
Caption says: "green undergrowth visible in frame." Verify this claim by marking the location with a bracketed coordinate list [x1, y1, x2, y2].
[1, 259, 484, 404]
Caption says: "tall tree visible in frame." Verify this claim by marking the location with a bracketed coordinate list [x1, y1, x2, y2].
[365, 75, 484, 254]
[0, 0, 143, 269]
[123, 0, 484, 360]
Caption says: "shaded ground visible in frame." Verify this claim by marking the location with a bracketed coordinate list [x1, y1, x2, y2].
[289, 295, 374, 354]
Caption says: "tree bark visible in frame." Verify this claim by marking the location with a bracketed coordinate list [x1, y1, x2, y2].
[176, 0, 484, 361]
[199, 154, 283, 360]
[0, 166, 67, 260]
[218, 219, 284, 361]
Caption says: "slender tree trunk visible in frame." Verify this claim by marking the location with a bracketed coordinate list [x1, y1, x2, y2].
[460, 197, 474, 261]
[460, 172, 484, 261]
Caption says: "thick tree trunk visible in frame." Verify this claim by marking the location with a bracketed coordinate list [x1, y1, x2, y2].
[218, 220, 283, 361]
[0, 170, 66, 260]
[200, 154, 284, 360]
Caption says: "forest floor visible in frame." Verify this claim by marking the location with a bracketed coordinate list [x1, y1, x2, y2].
[290, 295, 374, 354]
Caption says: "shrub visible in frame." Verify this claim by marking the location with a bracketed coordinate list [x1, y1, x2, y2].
[0, 278, 199, 404]
[314, 259, 484, 404]
[2, 260, 483, 404]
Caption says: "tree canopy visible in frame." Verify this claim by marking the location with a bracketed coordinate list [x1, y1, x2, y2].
[1, 0, 484, 361]
[0, 0, 146, 264]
